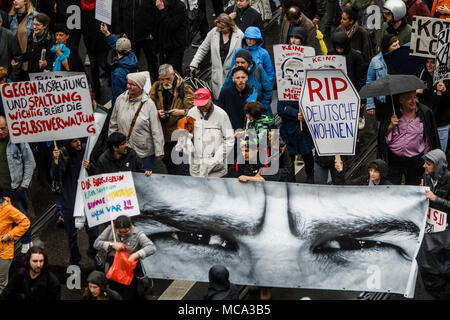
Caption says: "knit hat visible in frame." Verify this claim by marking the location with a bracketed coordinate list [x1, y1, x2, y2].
[54, 24, 70, 35]
[127, 72, 147, 89]
[235, 49, 253, 63]
[116, 37, 131, 53]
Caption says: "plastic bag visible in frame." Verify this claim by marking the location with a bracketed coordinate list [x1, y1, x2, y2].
[106, 250, 138, 286]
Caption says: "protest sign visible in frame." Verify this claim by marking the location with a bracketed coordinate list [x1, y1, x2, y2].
[80, 171, 141, 228]
[303, 55, 347, 74]
[410, 16, 450, 58]
[133, 173, 428, 298]
[273, 44, 315, 101]
[434, 28, 450, 85]
[28, 71, 84, 81]
[95, 0, 112, 25]
[299, 69, 360, 156]
[426, 207, 448, 233]
[0, 74, 95, 143]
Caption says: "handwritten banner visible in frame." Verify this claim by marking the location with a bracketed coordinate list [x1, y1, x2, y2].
[79, 171, 141, 228]
[273, 44, 315, 101]
[0, 74, 95, 143]
[410, 16, 450, 58]
[299, 69, 360, 156]
[303, 55, 347, 74]
[434, 28, 450, 85]
[426, 207, 447, 233]
[28, 71, 85, 81]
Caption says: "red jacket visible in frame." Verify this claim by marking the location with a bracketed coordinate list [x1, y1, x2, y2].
[406, 0, 431, 24]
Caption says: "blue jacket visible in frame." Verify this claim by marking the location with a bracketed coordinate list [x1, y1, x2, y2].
[230, 26, 275, 84]
[106, 34, 138, 108]
[277, 100, 314, 156]
[9, 11, 38, 38]
[222, 62, 273, 116]
[5, 140, 36, 189]
[366, 52, 388, 110]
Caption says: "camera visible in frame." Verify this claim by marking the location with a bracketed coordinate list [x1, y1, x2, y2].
[164, 111, 171, 117]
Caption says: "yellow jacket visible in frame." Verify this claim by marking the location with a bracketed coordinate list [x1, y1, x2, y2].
[0, 197, 30, 260]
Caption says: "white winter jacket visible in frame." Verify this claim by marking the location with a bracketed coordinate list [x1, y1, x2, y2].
[109, 91, 165, 158]
[187, 105, 234, 177]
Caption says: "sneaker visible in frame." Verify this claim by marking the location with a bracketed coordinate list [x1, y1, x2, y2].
[21, 242, 33, 254]
[358, 117, 365, 130]
[56, 215, 64, 226]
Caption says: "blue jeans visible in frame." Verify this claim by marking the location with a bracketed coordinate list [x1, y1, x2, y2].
[437, 125, 449, 153]
[141, 155, 156, 171]
[4, 188, 32, 244]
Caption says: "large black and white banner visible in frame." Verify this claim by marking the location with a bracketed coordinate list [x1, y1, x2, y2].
[434, 28, 450, 85]
[132, 174, 428, 297]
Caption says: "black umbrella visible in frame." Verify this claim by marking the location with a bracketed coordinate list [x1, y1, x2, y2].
[359, 74, 427, 115]
[416, 229, 450, 300]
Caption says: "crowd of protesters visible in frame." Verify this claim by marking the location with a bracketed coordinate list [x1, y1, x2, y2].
[0, 0, 449, 301]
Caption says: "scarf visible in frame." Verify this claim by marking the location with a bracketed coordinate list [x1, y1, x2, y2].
[51, 43, 71, 71]
[337, 22, 359, 39]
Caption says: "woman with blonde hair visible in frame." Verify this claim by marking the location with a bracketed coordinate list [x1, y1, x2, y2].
[189, 13, 244, 100]
[9, 0, 38, 76]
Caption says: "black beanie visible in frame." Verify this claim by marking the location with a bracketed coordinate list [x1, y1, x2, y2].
[235, 49, 253, 63]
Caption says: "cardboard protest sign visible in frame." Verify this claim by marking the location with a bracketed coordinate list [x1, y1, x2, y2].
[274, 44, 315, 101]
[0, 74, 95, 143]
[426, 207, 448, 233]
[434, 28, 450, 85]
[303, 55, 347, 74]
[299, 69, 360, 156]
[28, 71, 84, 81]
[80, 171, 141, 228]
[95, 0, 112, 25]
[410, 16, 450, 58]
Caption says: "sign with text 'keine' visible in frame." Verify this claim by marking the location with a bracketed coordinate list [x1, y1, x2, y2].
[0, 74, 95, 143]
[274, 44, 315, 101]
[299, 69, 360, 156]
[80, 171, 141, 228]
[303, 55, 347, 74]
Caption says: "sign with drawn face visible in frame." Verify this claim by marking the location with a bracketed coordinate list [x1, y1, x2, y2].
[274, 44, 315, 101]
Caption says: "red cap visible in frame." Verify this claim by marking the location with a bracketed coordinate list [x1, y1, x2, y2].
[194, 88, 211, 107]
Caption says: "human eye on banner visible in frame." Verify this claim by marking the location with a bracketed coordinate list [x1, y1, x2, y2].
[130, 173, 428, 298]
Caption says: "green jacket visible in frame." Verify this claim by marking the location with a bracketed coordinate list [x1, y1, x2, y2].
[381, 21, 412, 46]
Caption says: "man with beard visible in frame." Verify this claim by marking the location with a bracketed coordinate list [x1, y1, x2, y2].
[51, 138, 98, 266]
[150, 64, 194, 175]
[0, 245, 60, 300]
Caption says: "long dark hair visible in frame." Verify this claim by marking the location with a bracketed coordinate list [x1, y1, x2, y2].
[24, 246, 49, 273]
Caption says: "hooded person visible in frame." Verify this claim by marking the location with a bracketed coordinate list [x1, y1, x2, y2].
[100, 22, 139, 108]
[334, 159, 393, 185]
[83, 270, 122, 300]
[221, 49, 273, 116]
[287, 26, 308, 46]
[204, 265, 239, 300]
[423, 149, 450, 218]
[229, 26, 275, 84]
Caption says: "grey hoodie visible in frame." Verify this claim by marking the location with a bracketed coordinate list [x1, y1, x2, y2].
[423, 149, 448, 181]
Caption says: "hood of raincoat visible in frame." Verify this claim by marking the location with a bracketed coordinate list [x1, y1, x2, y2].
[242, 26, 264, 50]
[369, 159, 389, 180]
[423, 149, 448, 180]
[331, 31, 351, 55]
[87, 270, 108, 292]
[208, 265, 231, 291]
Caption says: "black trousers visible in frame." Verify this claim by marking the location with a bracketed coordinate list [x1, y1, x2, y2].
[133, 38, 159, 83]
[387, 151, 424, 185]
